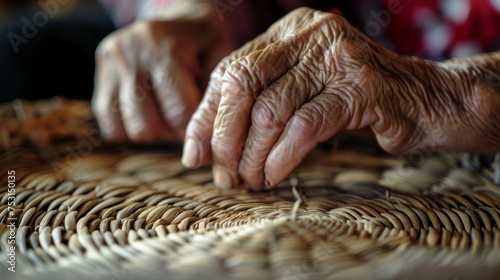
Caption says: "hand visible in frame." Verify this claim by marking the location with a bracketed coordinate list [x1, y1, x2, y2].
[182, 7, 500, 190]
[92, 6, 235, 143]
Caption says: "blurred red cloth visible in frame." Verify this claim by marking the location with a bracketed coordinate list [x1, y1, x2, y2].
[383, 0, 500, 58]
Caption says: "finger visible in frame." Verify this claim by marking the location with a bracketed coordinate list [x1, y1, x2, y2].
[211, 37, 314, 189]
[91, 50, 127, 142]
[152, 60, 201, 141]
[118, 73, 177, 143]
[238, 61, 326, 190]
[264, 94, 352, 186]
[221, 13, 369, 189]
[181, 31, 280, 170]
[209, 11, 342, 189]
[264, 62, 381, 186]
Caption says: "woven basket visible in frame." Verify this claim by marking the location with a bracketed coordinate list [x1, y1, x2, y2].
[1, 99, 499, 280]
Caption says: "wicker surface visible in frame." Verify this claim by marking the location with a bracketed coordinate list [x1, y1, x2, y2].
[1, 99, 500, 280]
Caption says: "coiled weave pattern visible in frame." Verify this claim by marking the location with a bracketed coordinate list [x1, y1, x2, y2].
[0, 99, 499, 280]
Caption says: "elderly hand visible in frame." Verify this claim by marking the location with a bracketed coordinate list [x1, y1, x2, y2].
[92, 5, 234, 143]
[182, 7, 500, 190]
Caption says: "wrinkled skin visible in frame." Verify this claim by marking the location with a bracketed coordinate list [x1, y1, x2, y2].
[92, 8, 235, 143]
[182, 7, 500, 190]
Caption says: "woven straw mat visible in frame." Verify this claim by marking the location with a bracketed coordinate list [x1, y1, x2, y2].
[1, 98, 500, 280]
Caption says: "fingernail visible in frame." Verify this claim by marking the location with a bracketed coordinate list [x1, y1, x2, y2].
[182, 138, 199, 168]
[214, 169, 233, 189]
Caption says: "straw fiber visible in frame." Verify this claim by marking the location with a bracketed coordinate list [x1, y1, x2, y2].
[1, 99, 499, 280]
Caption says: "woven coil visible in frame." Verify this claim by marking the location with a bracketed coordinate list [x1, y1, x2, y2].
[1, 99, 499, 280]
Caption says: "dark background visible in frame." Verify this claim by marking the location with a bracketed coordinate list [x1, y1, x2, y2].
[0, 0, 115, 103]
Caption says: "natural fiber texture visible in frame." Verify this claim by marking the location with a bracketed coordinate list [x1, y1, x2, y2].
[1, 99, 500, 280]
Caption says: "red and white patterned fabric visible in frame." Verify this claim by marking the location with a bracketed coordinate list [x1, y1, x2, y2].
[383, 0, 500, 59]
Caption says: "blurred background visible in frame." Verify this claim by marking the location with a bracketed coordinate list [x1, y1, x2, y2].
[1, 0, 499, 104]
[0, 0, 115, 103]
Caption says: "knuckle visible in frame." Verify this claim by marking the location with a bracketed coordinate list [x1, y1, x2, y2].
[131, 20, 151, 34]
[218, 56, 234, 72]
[292, 107, 323, 137]
[224, 59, 247, 83]
[207, 66, 225, 88]
[322, 10, 345, 23]
[95, 33, 121, 60]
[251, 100, 286, 130]
[135, 21, 168, 43]
[222, 58, 258, 97]
[290, 7, 314, 18]
[313, 12, 350, 38]
[206, 55, 236, 93]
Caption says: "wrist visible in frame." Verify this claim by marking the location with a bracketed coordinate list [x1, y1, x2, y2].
[376, 54, 477, 153]
[443, 53, 500, 152]
[373, 55, 451, 153]
[404, 54, 500, 153]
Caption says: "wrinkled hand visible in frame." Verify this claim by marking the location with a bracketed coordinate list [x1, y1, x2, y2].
[182, 7, 499, 190]
[92, 9, 234, 143]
